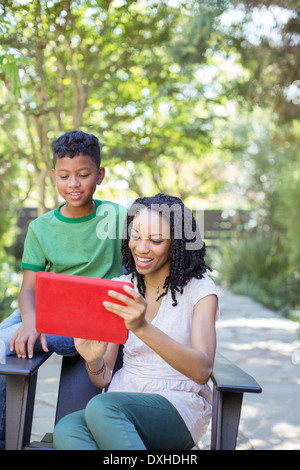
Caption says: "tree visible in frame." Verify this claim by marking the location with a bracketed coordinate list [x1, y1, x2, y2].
[0, 0, 231, 213]
[220, 0, 300, 120]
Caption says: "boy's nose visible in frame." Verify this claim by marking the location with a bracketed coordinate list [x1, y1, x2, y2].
[69, 176, 80, 187]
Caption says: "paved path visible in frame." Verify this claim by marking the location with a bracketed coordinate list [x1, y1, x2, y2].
[215, 289, 300, 450]
[30, 288, 300, 450]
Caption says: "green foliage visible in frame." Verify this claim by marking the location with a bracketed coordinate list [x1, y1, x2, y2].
[0, 55, 21, 99]
[216, 233, 286, 286]
[221, 0, 300, 121]
[0, 0, 232, 317]
[0, 258, 21, 323]
[0, 0, 230, 212]
[273, 163, 300, 274]
[215, 113, 300, 321]
[0, 0, 299, 323]
[216, 234, 300, 321]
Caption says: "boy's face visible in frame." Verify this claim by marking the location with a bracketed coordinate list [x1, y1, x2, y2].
[52, 154, 105, 216]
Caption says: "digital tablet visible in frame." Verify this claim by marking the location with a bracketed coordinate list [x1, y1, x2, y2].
[35, 272, 133, 344]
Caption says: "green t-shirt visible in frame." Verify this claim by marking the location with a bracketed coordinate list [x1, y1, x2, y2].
[21, 200, 127, 279]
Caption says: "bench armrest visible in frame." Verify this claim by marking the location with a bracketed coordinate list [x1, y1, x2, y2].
[210, 351, 261, 450]
[0, 352, 53, 377]
[211, 351, 262, 394]
[0, 352, 53, 450]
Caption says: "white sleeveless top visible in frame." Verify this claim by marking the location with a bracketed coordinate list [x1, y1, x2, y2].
[107, 273, 218, 447]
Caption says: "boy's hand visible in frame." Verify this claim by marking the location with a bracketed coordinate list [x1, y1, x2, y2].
[10, 321, 48, 359]
[13, 269, 49, 358]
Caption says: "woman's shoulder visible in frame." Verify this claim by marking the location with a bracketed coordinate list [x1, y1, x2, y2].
[185, 274, 218, 306]
[188, 273, 217, 289]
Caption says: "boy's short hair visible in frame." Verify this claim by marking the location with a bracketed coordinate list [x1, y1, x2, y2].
[52, 130, 101, 168]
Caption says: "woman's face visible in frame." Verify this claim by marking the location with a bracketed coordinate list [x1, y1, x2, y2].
[128, 209, 172, 277]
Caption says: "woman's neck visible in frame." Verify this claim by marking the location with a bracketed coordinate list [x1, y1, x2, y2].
[144, 267, 169, 294]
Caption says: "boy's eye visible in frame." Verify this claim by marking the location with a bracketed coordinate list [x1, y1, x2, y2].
[80, 174, 90, 178]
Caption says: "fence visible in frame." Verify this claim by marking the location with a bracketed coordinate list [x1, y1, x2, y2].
[15, 207, 253, 253]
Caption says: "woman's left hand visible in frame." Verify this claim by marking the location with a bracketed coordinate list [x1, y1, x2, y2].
[103, 286, 147, 333]
[74, 338, 108, 364]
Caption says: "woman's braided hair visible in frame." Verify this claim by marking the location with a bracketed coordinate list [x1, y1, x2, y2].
[121, 193, 211, 306]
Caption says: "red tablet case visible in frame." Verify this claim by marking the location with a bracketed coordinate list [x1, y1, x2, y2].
[35, 272, 133, 344]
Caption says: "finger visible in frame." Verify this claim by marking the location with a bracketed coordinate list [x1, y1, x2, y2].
[15, 340, 27, 358]
[107, 289, 133, 304]
[27, 337, 35, 358]
[123, 285, 138, 295]
[123, 287, 147, 311]
[103, 300, 128, 316]
[123, 285, 144, 301]
[40, 334, 49, 354]
[103, 300, 146, 326]
[9, 334, 16, 353]
[108, 288, 145, 307]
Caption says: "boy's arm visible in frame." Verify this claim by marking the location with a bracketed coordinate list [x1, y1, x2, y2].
[10, 269, 48, 359]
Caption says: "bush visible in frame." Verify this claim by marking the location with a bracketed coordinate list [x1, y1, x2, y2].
[0, 260, 21, 323]
[216, 233, 286, 284]
[215, 233, 300, 322]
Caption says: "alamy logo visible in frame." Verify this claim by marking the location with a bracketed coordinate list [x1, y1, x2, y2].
[95, 202, 204, 250]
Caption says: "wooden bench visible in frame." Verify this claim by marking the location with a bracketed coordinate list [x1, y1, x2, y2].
[0, 349, 261, 450]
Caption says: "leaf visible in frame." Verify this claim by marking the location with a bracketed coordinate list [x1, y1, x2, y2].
[2, 58, 21, 99]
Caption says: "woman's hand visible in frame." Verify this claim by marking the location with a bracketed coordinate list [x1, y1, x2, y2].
[74, 338, 108, 364]
[103, 285, 147, 333]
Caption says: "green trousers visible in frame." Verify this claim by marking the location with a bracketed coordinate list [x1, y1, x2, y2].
[53, 392, 194, 450]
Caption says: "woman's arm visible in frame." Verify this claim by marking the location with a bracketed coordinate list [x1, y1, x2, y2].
[104, 286, 217, 385]
[136, 295, 217, 385]
[74, 339, 120, 389]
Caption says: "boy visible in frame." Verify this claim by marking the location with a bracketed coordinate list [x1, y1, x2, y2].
[0, 130, 127, 447]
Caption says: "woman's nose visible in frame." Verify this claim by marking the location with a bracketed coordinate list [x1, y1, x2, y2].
[136, 239, 150, 253]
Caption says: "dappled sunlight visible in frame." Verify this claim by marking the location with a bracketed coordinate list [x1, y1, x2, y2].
[271, 422, 300, 450]
[217, 316, 299, 332]
[222, 339, 295, 358]
[241, 402, 300, 450]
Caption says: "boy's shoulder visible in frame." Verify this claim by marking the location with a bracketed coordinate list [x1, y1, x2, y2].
[29, 208, 56, 228]
[96, 200, 128, 216]
[97, 199, 127, 209]
[28, 200, 127, 229]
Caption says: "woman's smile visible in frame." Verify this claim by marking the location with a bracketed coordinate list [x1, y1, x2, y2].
[135, 255, 154, 268]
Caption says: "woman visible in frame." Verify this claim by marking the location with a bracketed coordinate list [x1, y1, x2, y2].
[53, 193, 218, 450]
